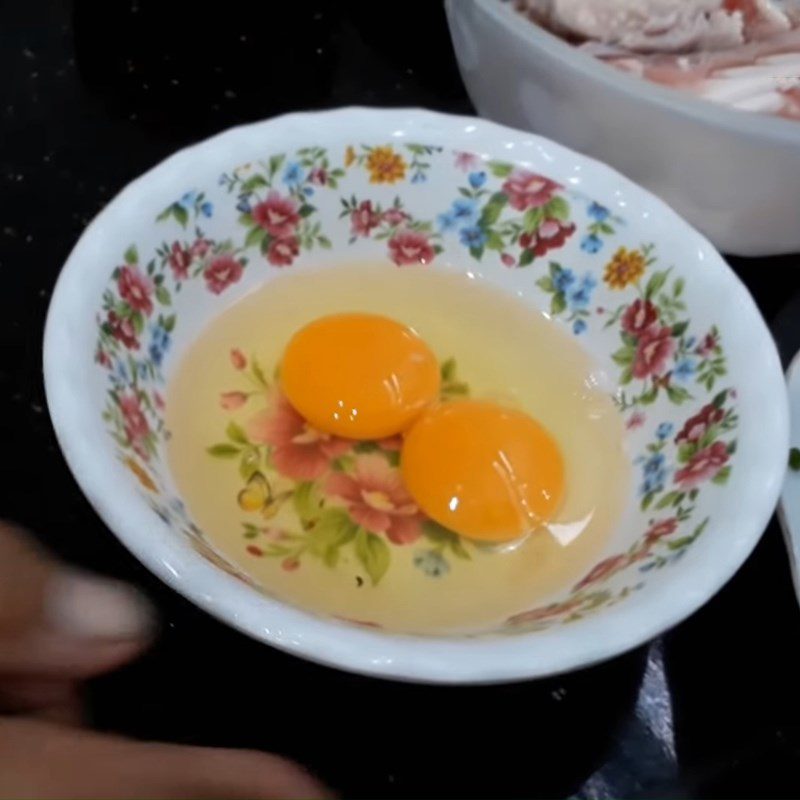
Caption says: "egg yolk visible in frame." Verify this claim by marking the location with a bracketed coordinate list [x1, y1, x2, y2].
[401, 400, 565, 542]
[280, 313, 440, 440]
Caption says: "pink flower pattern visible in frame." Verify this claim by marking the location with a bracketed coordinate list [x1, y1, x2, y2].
[118, 265, 153, 316]
[675, 442, 730, 488]
[626, 412, 646, 430]
[246, 393, 350, 481]
[632, 325, 675, 379]
[252, 192, 300, 238]
[325, 454, 424, 544]
[622, 299, 658, 336]
[267, 236, 299, 267]
[106, 310, 139, 350]
[168, 242, 191, 280]
[204, 255, 243, 294]
[230, 349, 247, 370]
[220, 391, 248, 410]
[675, 403, 724, 445]
[574, 554, 630, 591]
[119, 393, 151, 459]
[502, 170, 561, 211]
[382, 208, 409, 226]
[519, 219, 576, 257]
[190, 238, 213, 259]
[351, 200, 381, 237]
[454, 151, 480, 172]
[645, 518, 679, 544]
[388, 229, 435, 266]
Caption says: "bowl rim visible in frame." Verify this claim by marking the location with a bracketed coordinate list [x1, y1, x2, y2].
[468, 0, 800, 147]
[44, 106, 789, 684]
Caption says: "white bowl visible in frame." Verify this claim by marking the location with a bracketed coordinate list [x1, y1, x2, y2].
[779, 351, 800, 602]
[44, 108, 787, 683]
[446, 0, 800, 257]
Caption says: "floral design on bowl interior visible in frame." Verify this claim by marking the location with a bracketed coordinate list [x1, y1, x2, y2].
[46, 110, 786, 683]
[95, 134, 739, 630]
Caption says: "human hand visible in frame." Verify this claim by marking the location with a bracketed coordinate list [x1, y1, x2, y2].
[0, 524, 328, 799]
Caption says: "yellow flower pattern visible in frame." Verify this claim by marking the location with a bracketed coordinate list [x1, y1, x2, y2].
[124, 457, 158, 492]
[365, 146, 407, 185]
[604, 247, 647, 290]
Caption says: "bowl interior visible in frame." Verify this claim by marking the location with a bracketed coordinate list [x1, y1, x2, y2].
[44, 109, 787, 681]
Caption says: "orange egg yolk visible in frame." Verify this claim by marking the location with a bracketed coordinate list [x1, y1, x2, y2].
[401, 400, 565, 542]
[280, 313, 441, 440]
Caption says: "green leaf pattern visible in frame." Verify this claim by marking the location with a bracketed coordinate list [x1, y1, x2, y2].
[205, 355, 477, 585]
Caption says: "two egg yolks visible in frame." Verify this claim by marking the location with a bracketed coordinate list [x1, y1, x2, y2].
[280, 313, 565, 542]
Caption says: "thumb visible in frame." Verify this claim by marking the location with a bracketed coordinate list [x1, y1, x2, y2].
[0, 524, 154, 678]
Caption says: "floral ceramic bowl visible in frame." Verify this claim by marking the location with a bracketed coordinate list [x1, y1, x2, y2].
[44, 108, 788, 683]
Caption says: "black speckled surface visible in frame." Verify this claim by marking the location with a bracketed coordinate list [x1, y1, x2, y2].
[2, 1, 800, 797]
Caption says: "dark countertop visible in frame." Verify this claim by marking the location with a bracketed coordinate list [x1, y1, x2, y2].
[2, 2, 800, 797]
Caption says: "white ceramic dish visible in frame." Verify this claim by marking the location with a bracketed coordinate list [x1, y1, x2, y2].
[779, 351, 800, 600]
[44, 108, 787, 683]
[446, 0, 800, 257]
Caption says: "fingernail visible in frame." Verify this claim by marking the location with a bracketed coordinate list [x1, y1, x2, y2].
[44, 570, 154, 641]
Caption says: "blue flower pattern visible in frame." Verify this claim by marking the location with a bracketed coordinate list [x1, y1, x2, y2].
[639, 452, 669, 497]
[554, 268, 576, 294]
[148, 325, 171, 368]
[164, 189, 214, 224]
[656, 422, 674, 441]
[567, 273, 597, 311]
[460, 226, 487, 249]
[452, 198, 479, 227]
[437, 211, 458, 233]
[581, 234, 603, 254]
[583, 200, 617, 254]
[674, 358, 696, 383]
[588, 202, 610, 222]
[537, 264, 598, 334]
[113, 360, 129, 385]
[282, 162, 304, 187]
[439, 197, 480, 236]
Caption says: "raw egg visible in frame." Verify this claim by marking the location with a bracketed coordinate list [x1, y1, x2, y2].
[401, 400, 565, 542]
[280, 313, 440, 440]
